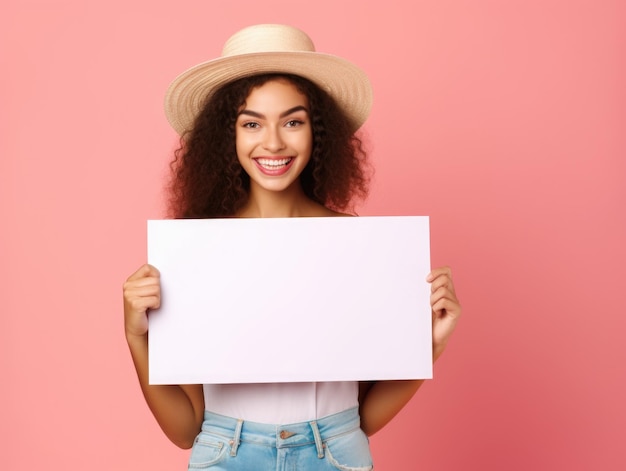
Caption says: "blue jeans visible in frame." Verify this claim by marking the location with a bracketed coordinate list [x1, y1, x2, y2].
[188, 406, 373, 470]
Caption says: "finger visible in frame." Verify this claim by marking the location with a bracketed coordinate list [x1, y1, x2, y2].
[123, 275, 160, 291]
[124, 283, 160, 299]
[429, 274, 455, 294]
[126, 264, 160, 282]
[430, 284, 458, 306]
[431, 297, 461, 319]
[426, 266, 452, 283]
[123, 282, 160, 306]
[430, 287, 460, 310]
[126, 295, 161, 313]
[123, 279, 161, 313]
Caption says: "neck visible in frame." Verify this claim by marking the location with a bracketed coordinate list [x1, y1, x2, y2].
[237, 182, 317, 218]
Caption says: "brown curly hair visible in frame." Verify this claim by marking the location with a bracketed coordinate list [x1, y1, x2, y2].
[167, 73, 370, 218]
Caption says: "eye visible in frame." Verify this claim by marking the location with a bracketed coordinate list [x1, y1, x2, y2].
[242, 121, 260, 129]
[285, 119, 304, 128]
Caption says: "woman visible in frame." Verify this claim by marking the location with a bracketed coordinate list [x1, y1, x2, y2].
[123, 24, 461, 470]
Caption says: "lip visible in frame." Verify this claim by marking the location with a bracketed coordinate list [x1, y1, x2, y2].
[252, 156, 295, 176]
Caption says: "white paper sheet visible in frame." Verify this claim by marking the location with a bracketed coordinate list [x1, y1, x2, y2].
[147, 216, 432, 384]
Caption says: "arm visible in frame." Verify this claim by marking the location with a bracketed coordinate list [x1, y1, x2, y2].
[123, 264, 205, 449]
[359, 266, 461, 436]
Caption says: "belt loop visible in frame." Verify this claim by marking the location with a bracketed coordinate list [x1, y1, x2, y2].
[230, 419, 244, 457]
[309, 420, 324, 459]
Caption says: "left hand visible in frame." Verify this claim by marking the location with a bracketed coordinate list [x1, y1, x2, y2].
[427, 266, 462, 361]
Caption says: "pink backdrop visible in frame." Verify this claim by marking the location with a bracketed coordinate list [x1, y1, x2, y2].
[2, 1, 624, 469]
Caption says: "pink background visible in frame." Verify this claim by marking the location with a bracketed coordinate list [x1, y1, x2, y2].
[2, 1, 624, 469]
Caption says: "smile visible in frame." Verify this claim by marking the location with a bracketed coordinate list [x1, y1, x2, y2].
[253, 157, 295, 176]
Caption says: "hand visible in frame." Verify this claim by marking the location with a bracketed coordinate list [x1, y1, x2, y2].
[123, 264, 161, 339]
[427, 266, 461, 361]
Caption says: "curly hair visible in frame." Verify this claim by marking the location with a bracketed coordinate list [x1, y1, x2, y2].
[167, 73, 370, 218]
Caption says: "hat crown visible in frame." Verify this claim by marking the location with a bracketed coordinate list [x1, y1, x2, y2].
[165, 24, 372, 135]
[222, 24, 316, 57]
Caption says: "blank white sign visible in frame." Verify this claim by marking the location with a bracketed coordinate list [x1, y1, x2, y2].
[147, 216, 432, 384]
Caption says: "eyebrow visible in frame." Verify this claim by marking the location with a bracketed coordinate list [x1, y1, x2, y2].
[238, 105, 309, 119]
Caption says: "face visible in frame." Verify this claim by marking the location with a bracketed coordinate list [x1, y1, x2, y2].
[235, 79, 312, 194]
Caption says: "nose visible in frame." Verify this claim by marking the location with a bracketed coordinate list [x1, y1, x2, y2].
[262, 125, 286, 153]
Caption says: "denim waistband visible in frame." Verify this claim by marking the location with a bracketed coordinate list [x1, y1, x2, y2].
[200, 406, 361, 457]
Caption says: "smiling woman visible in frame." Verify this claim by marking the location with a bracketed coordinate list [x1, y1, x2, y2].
[122, 24, 461, 470]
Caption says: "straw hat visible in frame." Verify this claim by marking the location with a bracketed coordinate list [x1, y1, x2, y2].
[164, 24, 373, 135]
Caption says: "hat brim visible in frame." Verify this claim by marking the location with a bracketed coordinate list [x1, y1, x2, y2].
[164, 51, 372, 135]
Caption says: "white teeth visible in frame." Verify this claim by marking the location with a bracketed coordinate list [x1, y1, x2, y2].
[256, 158, 292, 167]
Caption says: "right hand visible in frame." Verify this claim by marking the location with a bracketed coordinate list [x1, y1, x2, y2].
[123, 264, 161, 338]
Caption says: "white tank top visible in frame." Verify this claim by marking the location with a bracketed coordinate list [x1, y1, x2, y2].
[203, 381, 358, 424]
